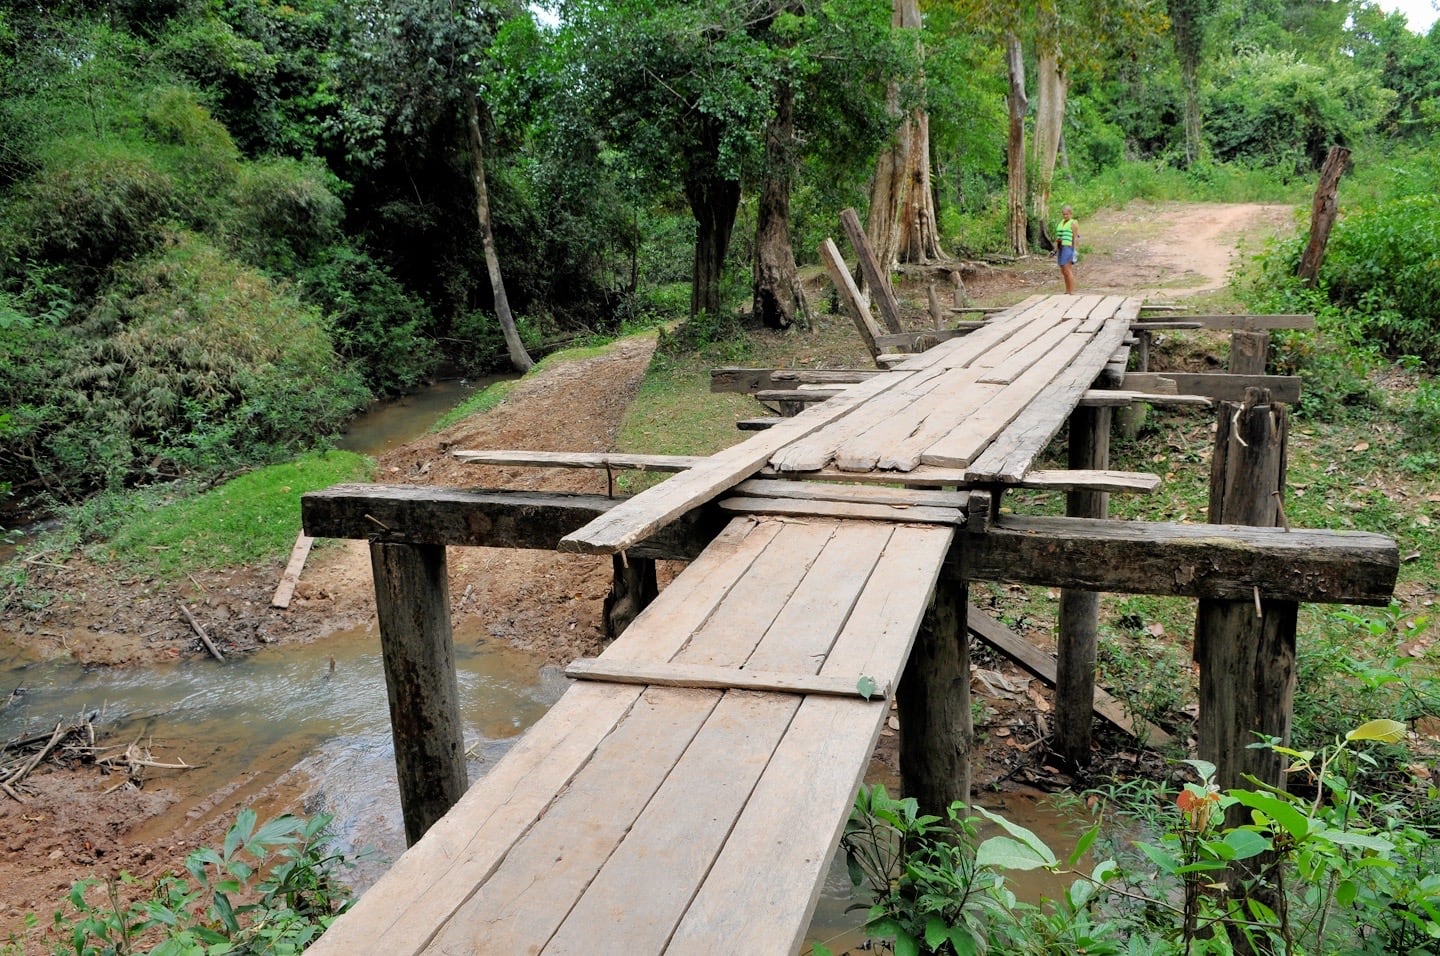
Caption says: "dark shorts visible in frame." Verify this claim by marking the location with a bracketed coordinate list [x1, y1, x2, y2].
[1057, 245, 1076, 266]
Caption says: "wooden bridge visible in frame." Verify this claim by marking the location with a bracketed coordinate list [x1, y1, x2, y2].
[301, 293, 1397, 954]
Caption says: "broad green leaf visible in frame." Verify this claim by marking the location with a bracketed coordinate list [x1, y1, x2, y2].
[1222, 828, 1271, 860]
[1322, 830, 1394, 853]
[974, 806, 1058, 866]
[1228, 790, 1310, 839]
[1345, 718, 1406, 743]
[856, 676, 878, 700]
[976, 836, 1053, 871]
[1335, 879, 1358, 906]
[1068, 823, 1100, 867]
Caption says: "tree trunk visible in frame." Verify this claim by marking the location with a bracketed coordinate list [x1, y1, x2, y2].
[465, 88, 533, 373]
[686, 174, 741, 319]
[865, 0, 941, 271]
[753, 80, 809, 330]
[1031, 43, 1067, 246]
[1005, 33, 1029, 256]
[1297, 145, 1350, 287]
[1168, 0, 1208, 167]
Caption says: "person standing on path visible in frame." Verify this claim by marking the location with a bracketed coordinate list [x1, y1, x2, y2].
[1056, 205, 1079, 293]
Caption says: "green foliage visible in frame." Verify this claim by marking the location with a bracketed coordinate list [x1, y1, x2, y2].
[47, 807, 355, 955]
[228, 158, 344, 273]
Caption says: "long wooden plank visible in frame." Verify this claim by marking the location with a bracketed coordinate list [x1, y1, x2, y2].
[965, 305, 1139, 483]
[564, 658, 889, 699]
[668, 525, 955, 953]
[920, 325, 1098, 469]
[1063, 292, 1107, 320]
[731, 478, 968, 509]
[557, 368, 916, 554]
[819, 237, 886, 359]
[769, 364, 951, 473]
[869, 378, 1003, 472]
[270, 532, 313, 608]
[452, 450, 705, 471]
[966, 610, 1173, 747]
[978, 319, 1081, 384]
[889, 295, 1049, 372]
[830, 371, 995, 472]
[873, 325, 983, 350]
[719, 496, 963, 525]
[755, 466, 1159, 493]
[1164, 313, 1315, 331]
[1120, 372, 1301, 403]
[1077, 389, 1211, 407]
[841, 207, 904, 333]
[424, 686, 721, 954]
[710, 367, 884, 394]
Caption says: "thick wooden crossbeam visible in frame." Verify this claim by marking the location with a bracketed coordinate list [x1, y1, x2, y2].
[1121, 372, 1301, 403]
[958, 515, 1398, 605]
[1163, 314, 1315, 331]
[301, 484, 721, 560]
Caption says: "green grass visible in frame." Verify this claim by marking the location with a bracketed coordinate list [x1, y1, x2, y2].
[96, 451, 373, 575]
[432, 378, 520, 432]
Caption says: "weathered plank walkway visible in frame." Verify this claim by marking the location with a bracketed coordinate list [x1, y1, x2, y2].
[305, 294, 1396, 954]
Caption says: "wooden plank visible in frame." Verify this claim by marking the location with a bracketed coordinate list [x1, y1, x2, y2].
[769, 364, 951, 473]
[978, 319, 1081, 384]
[710, 367, 884, 394]
[873, 325, 983, 350]
[890, 295, 1049, 372]
[1077, 389, 1211, 407]
[920, 323, 1098, 469]
[557, 367, 917, 554]
[1063, 292, 1107, 319]
[1163, 313, 1315, 331]
[1121, 372, 1301, 403]
[829, 369, 996, 472]
[667, 525, 954, 953]
[966, 610, 1173, 747]
[719, 496, 963, 525]
[1131, 321, 1204, 331]
[840, 207, 904, 333]
[731, 478, 968, 509]
[564, 658, 890, 699]
[819, 237, 885, 359]
[302, 485, 722, 561]
[424, 686, 721, 954]
[270, 532, 313, 609]
[964, 305, 1138, 483]
[737, 417, 781, 430]
[451, 449, 705, 471]
[753, 388, 841, 404]
[959, 516, 1398, 604]
[755, 466, 1159, 493]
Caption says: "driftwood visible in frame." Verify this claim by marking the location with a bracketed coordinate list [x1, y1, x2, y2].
[180, 602, 226, 662]
[1, 717, 99, 800]
[97, 738, 197, 792]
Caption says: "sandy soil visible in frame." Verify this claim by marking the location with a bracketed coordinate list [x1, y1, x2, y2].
[0, 202, 1292, 943]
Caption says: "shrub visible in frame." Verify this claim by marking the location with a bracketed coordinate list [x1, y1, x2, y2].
[228, 157, 344, 273]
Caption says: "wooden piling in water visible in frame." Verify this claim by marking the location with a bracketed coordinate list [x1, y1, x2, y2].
[898, 576, 973, 817]
[369, 541, 469, 846]
[1052, 405, 1112, 770]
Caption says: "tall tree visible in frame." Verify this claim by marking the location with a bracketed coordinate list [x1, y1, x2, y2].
[1005, 31, 1029, 255]
[1168, 0, 1217, 166]
[1030, 4, 1067, 243]
[867, 0, 942, 269]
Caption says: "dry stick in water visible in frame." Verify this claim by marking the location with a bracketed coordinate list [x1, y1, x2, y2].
[180, 603, 226, 662]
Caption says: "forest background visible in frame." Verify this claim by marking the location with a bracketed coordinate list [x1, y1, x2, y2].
[6, 0, 1440, 521]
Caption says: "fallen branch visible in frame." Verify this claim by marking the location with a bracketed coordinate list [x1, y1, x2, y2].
[180, 603, 226, 662]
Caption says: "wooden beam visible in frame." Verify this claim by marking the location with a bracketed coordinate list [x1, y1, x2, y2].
[452, 450, 706, 471]
[564, 658, 890, 700]
[731, 478, 968, 509]
[1120, 372, 1301, 404]
[302, 484, 722, 560]
[753, 388, 842, 404]
[966, 610, 1173, 747]
[873, 326, 984, 351]
[718, 496, 963, 525]
[753, 466, 1160, 494]
[271, 532, 314, 609]
[1078, 389, 1211, 408]
[819, 238, 885, 359]
[737, 418, 782, 430]
[710, 367, 884, 395]
[958, 516, 1397, 605]
[840, 207, 904, 333]
[1159, 314, 1315, 331]
[1130, 321, 1204, 331]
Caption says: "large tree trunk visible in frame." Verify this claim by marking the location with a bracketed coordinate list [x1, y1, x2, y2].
[1297, 145, 1350, 287]
[1005, 33, 1029, 256]
[1031, 43, 1067, 245]
[1168, 0, 1211, 167]
[465, 89, 533, 373]
[865, 0, 941, 271]
[753, 80, 809, 330]
[685, 119, 742, 319]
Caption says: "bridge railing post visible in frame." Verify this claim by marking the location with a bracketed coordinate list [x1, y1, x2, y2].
[370, 540, 469, 846]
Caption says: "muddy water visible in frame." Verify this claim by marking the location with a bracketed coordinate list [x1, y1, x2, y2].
[335, 375, 510, 457]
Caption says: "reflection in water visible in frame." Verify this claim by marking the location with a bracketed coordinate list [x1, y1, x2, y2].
[336, 375, 511, 457]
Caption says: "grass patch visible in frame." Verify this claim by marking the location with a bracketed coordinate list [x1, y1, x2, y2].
[95, 451, 373, 575]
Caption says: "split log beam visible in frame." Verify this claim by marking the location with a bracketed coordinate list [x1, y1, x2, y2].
[1120, 372, 1300, 404]
[453, 450, 706, 472]
[370, 541, 468, 846]
[819, 238, 885, 360]
[955, 516, 1397, 605]
[302, 485, 723, 560]
[710, 368, 884, 395]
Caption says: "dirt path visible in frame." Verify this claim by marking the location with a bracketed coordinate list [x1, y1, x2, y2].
[0, 201, 1296, 942]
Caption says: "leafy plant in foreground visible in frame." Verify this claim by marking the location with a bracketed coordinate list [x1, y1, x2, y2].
[48, 808, 354, 955]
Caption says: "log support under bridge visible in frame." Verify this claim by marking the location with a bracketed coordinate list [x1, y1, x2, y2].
[303, 482, 1397, 840]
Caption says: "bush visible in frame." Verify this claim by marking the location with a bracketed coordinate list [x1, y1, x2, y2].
[228, 157, 344, 273]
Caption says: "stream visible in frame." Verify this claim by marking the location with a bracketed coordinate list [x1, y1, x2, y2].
[0, 374, 1085, 949]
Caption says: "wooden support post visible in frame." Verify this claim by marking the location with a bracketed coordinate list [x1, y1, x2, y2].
[951, 270, 967, 309]
[1229, 330, 1269, 375]
[1053, 405, 1111, 770]
[818, 238, 884, 361]
[1116, 331, 1148, 440]
[1195, 390, 1297, 811]
[898, 578, 972, 817]
[927, 284, 944, 330]
[840, 207, 904, 333]
[1297, 145, 1350, 287]
[369, 541, 469, 846]
[604, 554, 658, 640]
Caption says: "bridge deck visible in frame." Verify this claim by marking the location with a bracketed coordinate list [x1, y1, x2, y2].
[308, 516, 952, 955]
[308, 294, 1156, 953]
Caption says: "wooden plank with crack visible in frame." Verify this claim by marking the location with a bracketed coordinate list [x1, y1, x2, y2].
[452, 450, 707, 471]
[754, 466, 1160, 493]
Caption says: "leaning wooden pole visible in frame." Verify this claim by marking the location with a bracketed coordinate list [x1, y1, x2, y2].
[1053, 405, 1111, 769]
[1195, 389, 1296, 803]
[898, 573, 973, 817]
[1297, 145, 1350, 287]
[370, 541, 469, 846]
